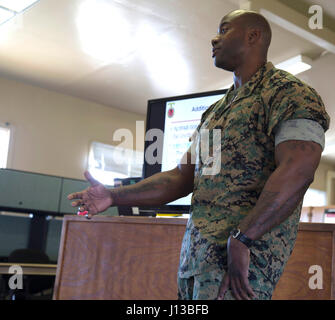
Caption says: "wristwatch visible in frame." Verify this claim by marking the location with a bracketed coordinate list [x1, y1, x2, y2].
[230, 229, 253, 248]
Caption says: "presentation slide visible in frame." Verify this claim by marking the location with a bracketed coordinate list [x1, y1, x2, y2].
[162, 93, 225, 206]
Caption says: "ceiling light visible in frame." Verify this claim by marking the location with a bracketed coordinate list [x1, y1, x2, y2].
[0, 0, 39, 13]
[137, 23, 190, 93]
[275, 54, 312, 75]
[76, 0, 134, 63]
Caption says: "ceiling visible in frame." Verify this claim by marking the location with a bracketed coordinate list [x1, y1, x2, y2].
[0, 0, 334, 160]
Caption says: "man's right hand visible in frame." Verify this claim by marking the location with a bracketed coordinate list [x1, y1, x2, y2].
[66, 148, 195, 215]
[67, 171, 114, 218]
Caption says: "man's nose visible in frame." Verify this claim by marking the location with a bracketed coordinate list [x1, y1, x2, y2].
[211, 35, 220, 48]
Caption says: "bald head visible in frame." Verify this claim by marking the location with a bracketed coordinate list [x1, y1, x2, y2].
[211, 10, 272, 71]
[223, 10, 272, 52]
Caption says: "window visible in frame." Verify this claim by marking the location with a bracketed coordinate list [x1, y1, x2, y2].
[88, 141, 143, 186]
[0, 123, 10, 168]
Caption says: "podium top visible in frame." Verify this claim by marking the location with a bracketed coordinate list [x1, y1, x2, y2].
[63, 214, 188, 226]
[63, 216, 335, 231]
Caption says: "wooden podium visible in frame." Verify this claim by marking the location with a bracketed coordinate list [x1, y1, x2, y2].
[272, 223, 335, 300]
[53, 216, 186, 300]
[53, 216, 335, 300]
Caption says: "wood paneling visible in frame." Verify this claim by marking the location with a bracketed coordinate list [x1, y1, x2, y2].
[272, 223, 334, 300]
[53, 216, 186, 300]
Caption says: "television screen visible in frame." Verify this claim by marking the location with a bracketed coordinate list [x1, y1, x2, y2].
[143, 89, 227, 213]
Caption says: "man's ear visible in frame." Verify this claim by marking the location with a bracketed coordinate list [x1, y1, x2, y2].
[247, 28, 262, 45]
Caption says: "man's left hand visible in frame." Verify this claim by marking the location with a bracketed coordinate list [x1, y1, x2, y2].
[217, 237, 256, 300]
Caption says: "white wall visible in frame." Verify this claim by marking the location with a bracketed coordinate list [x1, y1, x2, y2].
[0, 76, 145, 180]
[0, 74, 333, 189]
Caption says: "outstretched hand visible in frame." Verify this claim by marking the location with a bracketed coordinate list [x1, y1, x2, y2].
[217, 237, 256, 300]
[67, 171, 114, 218]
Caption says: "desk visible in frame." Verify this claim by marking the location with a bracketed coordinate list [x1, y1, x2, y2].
[0, 263, 57, 276]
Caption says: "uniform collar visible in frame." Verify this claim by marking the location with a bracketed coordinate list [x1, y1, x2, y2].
[225, 62, 274, 103]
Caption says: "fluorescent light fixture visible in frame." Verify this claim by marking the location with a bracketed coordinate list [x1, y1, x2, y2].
[0, 0, 39, 13]
[275, 54, 312, 75]
[219, 54, 312, 89]
[137, 22, 190, 93]
[77, 0, 190, 92]
[0, 7, 14, 25]
[76, 0, 134, 63]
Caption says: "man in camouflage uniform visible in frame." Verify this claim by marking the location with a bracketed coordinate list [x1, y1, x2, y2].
[178, 10, 329, 300]
[68, 10, 330, 300]
[178, 62, 329, 299]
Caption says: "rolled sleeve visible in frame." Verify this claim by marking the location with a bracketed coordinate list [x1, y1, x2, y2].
[274, 119, 325, 150]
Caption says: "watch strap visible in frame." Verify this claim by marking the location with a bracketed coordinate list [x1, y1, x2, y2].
[231, 229, 253, 248]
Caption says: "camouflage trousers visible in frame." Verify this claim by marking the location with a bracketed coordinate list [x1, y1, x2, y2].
[177, 263, 275, 300]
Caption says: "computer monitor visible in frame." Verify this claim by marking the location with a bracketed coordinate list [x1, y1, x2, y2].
[143, 89, 227, 213]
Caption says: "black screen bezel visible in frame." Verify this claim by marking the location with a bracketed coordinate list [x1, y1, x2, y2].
[142, 88, 228, 213]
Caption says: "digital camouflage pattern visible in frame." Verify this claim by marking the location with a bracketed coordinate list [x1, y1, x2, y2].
[178, 62, 330, 298]
[178, 260, 274, 300]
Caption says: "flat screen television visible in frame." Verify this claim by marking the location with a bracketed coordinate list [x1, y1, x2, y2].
[142, 88, 227, 214]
